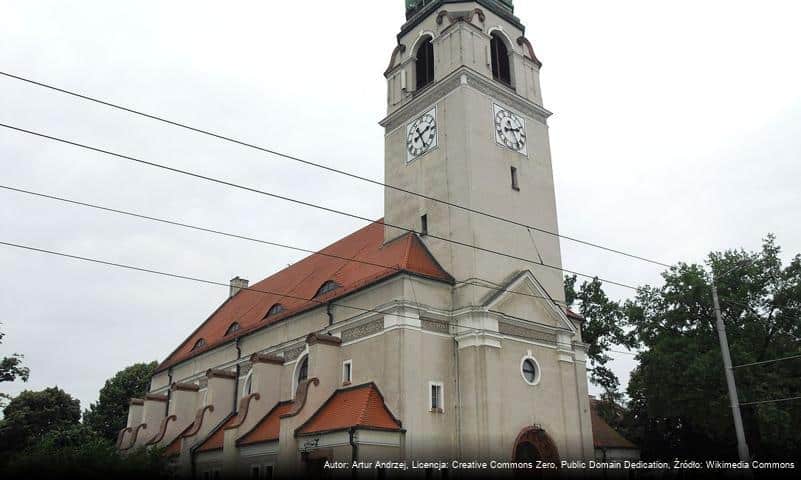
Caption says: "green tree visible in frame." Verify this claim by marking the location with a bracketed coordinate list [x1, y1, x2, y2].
[83, 362, 157, 440]
[0, 323, 30, 408]
[564, 275, 636, 400]
[623, 235, 801, 460]
[0, 387, 80, 452]
[2, 423, 167, 479]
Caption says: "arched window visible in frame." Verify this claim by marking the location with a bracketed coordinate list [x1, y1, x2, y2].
[265, 303, 285, 318]
[314, 281, 341, 298]
[241, 371, 253, 397]
[415, 36, 435, 90]
[297, 357, 308, 384]
[225, 322, 241, 336]
[490, 32, 512, 85]
[191, 338, 207, 351]
[293, 354, 309, 396]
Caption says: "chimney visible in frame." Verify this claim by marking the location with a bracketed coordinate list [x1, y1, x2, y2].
[229, 277, 249, 298]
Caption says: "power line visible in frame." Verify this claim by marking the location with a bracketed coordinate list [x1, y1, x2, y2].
[0, 239, 592, 362]
[0, 239, 449, 338]
[0, 122, 642, 292]
[0, 183, 574, 308]
[739, 396, 801, 407]
[0, 70, 673, 269]
[734, 354, 801, 369]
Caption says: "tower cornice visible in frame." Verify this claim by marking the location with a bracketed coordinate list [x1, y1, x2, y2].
[399, 0, 524, 41]
[379, 66, 552, 132]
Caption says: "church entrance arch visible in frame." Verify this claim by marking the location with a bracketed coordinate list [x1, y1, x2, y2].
[513, 426, 560, 463]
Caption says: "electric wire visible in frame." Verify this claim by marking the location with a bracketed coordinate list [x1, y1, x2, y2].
[0, 239, 455, 335]
[0, 239, 586, 359]
[0, 183, 573, 307]
[739, 396, 801, 407]
[734, 354, 801, 369]
[0, 70, 673, 269]
[0, 122, 642, 291]
[0, 236, 641, 360]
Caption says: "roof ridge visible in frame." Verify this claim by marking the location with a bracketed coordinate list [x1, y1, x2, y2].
[356, 383, 376, 425]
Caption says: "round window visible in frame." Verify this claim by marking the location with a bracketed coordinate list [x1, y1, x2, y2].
[521, 357, 540, 385]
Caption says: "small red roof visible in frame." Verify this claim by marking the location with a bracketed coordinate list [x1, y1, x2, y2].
[163, 423, 193, 457]
[565, 308, 585, 322]
[237, 401, 294, 446]
[589, 398, 638, 450]
[195, 414, 238, 453]
[157, 221, 452, 373]
[296, 383, 402, 436]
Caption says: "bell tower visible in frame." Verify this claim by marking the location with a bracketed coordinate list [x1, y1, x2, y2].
[381, 0, 565, 305]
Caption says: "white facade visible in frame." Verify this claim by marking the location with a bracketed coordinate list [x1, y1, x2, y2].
[120, 1, 595, 477]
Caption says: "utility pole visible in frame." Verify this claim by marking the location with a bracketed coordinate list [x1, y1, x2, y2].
[711, 280, 751, 463]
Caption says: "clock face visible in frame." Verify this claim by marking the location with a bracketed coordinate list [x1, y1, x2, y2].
[406, 108, 438, 162]
[494, 105, 528, 155]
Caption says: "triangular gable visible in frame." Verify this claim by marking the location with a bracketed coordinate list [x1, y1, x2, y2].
[237, 401, 294, 446]
[483, 270, 576, 333]
[295, 382, 402, 436]
[195, 413, 238, 453]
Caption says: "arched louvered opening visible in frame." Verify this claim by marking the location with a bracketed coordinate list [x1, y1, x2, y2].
[225, 322, 241, 336]
[314, 281, 341, 298]
[415, 36, 435, 90]
[490, 32, 512, 85]
[265, 303, 286, 319]
[191, 338, 207, 351]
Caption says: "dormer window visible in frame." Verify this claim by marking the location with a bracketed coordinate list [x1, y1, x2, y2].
[224, 322, 241, 336]
[265, 303, 285, 318]
[490, 32, 512, 86]
[415, 36, 435, 90]
[314, 281, 341, 298]
[191, 338, 207, 351]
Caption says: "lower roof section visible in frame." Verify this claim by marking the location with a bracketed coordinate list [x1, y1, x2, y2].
[296, 382, 403, 436]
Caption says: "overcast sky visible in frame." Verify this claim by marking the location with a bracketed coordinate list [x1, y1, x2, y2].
[1, 0, 800, 413]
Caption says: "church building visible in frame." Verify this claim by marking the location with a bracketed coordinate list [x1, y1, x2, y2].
[119, 0, 598, 477]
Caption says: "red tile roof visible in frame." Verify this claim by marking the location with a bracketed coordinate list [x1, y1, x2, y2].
[589, 398, 638, 450]
[157, 221, 452, 373]
[164, 423, 193, 457]
[565, 308, 585, 322]
[296, 383, 402, 436]
[196, 414, 238, 453]
[237, 401, 294, 446]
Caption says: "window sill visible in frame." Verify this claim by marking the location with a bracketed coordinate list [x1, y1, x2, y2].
[342, 381, 352, 387]
[429, 408, 444, 414]
[492, 78, 517, 93]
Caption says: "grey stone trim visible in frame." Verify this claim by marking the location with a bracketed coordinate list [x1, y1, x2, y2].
[380, 67, 551, 132]
[381, 73, 463, 131]
[198, 378, 208, 389]
[342, 319, 384, 343]
[422, 318, 450, 334]
[239, 363, 252, 375]
[283, 345, 305, 362]
[499, 322, 557, 344]
[463, 70, 552, 123]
